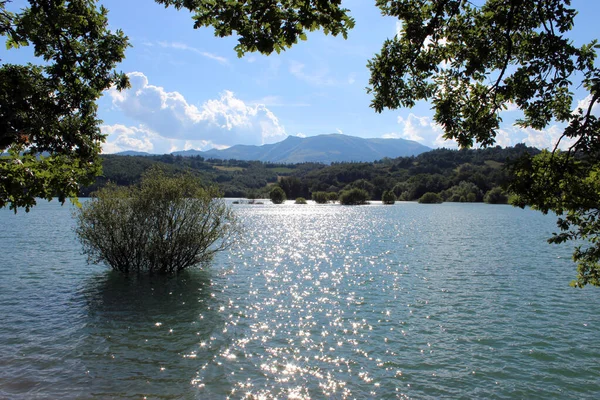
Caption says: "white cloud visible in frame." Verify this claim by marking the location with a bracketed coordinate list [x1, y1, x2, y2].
[574, 94, 600, 116]
[386, 102, 588, 150]
[502, 102, 519, 112]
[251, 95, 311, 108]
[384, 113, 457, 148]
[101, 125, 156, 153]
[289, 60, 336, 86]
[101, 124, 219, 154]
[495, 128, 513, 147]
[336, 128, 343, 135]
[475, 125, 574, 150]
[156, 41, 229, 65]
[296, 133, 307, 138]
[521, 125, 575, 150]
[395, 21, 403, 38]
[497, 95, 598, 150]
[106, 72, 287, 151]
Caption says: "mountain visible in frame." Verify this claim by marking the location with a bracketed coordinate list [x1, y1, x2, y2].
[172, 134, 430, 163]
[113, 150, 153, 156]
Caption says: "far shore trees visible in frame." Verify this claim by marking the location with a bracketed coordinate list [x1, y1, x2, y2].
[75, 169, 239, 275]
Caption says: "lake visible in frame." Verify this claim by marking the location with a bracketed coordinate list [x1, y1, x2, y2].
[1, 200, 599, 399]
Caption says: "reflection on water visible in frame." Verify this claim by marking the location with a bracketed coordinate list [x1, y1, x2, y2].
[76, 270, 220, 398]
[1, 201, 600, 399]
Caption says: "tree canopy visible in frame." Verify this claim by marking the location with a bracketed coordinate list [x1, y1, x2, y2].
[155, 0, 355, 57]
[0, 0, 129, 211]
[366, 0, 599, 287]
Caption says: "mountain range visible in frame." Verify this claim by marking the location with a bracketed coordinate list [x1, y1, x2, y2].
[116, 134, 431, 164]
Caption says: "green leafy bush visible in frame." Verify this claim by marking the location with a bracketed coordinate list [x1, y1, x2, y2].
[418, 192, 443, 204]
[484, 187, 509, 204]
[75, 169, 240, 275]
[382, 190, 396, 205]
[327, 192, 338, 203]
[339, 188, 369, 205]
[295, 197, 307, 204]
[312, 191, 329, 204]
[269, 186, 286, 204]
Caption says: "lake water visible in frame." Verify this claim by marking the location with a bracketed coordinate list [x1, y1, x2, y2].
[1, 200, 599, 399]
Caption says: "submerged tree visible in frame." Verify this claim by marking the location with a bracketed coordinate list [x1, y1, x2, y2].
[339, 188, 369, 205]
[269, 185, 286, 204]
[75, 169, 240, 275]
[418, 192, 443, 204]
[312, 191, 330, 204]
[382, 190, 397, 205]
[484, 187, 509, 204]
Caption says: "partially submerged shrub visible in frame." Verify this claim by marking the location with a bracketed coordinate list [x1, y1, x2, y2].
[270, 186, 286, 204]
[382, 190, 396, 205]
[312, 191, 329, 204]
[339, 188, 369, 205]
[295, 197, 307, 204]
[418, 192, 443, 204]
[75, 169, 240, 275]
[484, 187, 509, 204]
[327, 192, 338, 203]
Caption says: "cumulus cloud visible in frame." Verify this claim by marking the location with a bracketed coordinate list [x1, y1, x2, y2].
[574, 94, 600, 116]
[388, 95, 595, 150]
[101, 125, 156, 154]
[462, 124, 574, 150]
[105, 72, 287, 152]
[384, 113, 457, 148]
[520, 125, 576, 150]
[101, 124, 220, 154]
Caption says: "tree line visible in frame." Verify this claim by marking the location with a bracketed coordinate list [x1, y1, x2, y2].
[82, 144, 540, 205]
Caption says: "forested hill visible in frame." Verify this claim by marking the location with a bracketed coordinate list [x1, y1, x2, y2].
[84, 144, 540, 202]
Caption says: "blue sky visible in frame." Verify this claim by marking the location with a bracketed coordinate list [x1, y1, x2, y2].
[5, 0, 600, 154]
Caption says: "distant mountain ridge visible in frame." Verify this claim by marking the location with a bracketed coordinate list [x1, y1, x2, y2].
[163, 134, 430, 163]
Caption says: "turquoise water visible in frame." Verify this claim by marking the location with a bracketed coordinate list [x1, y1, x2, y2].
[1, 201, 599, 399]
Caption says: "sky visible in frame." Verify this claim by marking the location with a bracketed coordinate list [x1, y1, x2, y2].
[4, 0, 600, 154]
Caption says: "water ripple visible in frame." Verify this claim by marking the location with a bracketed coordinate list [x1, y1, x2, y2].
[1, 202, 599, 398]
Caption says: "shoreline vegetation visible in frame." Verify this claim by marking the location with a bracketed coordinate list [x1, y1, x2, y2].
[82, 145, 538, 205]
